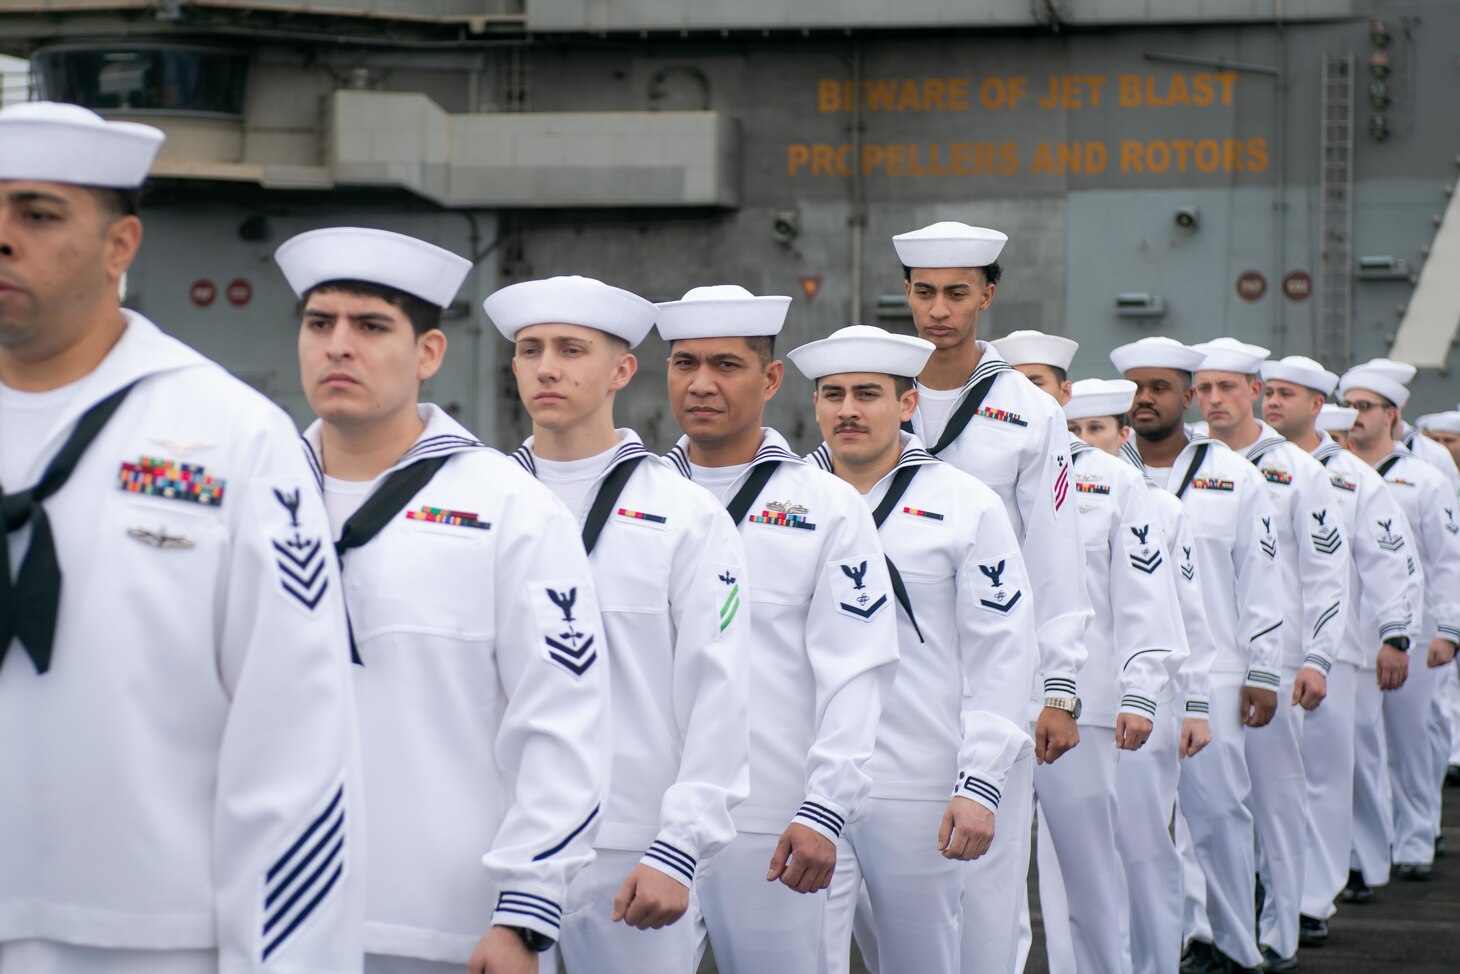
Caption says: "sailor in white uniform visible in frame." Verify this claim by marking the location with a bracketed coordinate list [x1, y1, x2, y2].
[1111, 337, 1284, 974]
[277, 229, 609, 974]
[1257, 358, 1415, 945]
[1190, 339, 1349, 971]
[790, 326, 1034, 974]
[0, 104, 363, 974]
[657, 287, 899, 974]
[485, 275, 750, 974]
[995, 333, 1183, 974]
[1069, 379, 1216, 974]
[1338, 367, 1460, 883]
[1419, 410, 1460, 790]
[1353, 358, 1460, 495]
[891, 223, 1092, 974]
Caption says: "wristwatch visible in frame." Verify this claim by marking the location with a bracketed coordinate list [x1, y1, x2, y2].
[1383, 636, 1410, 653]
[1044, 696, 1082, 720]
[507, 926, 555, 953]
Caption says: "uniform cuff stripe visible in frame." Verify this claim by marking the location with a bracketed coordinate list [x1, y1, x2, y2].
[958, 775, 1001, 808]
[1120, 695, 1158, 717]
[1302, 655, 1333, 674]
[1043, 678, 1077, 696]
[1185, 701, 1210, 714]
[795, 802, 845, 837]
[496, 891, 562, 931]
[644, 841, 697, 882]
[1246, 669, 1281, 688]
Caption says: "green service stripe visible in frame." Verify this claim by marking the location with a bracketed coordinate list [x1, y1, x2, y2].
[719, 585, 740, 619]
[719, 595, 740, 632]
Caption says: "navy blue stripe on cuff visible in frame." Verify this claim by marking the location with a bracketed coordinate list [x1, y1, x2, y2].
[1120, 694, 1158, 717]
[795, 801, 845, 837]
[496, 891, 562, 931]
[958, 774, 1001, 809]
[1302, 654, 1333, 674]
[644, 841, 696, 883]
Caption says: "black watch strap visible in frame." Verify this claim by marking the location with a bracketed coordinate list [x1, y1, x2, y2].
[509, 926, 555, 953]
[1384, 636, 1410, 652]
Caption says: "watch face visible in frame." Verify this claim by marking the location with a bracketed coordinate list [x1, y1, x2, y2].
[1072, 698, 1082, 720]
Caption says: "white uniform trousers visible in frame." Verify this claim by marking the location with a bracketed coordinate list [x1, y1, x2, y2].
[1177, 674, 1262, 969]
[1248, 671, 1307, 960]
[692, 830, 828, 974]
[1349, 670, 1394, 885]
[958, 748, 1034, 974]
[0, 943, 216, 974]
[822, 798, 962, 974]
[1429, 660, 1456, 837]
[366, 952, 557, 973]
[1299, 660, 1358, 920]
[1116, 707, 1183, 974]
[1030, 732, 1130, 974]
[1384, 651, 1440, 865]
[559, 848, 695, 974]
[1438, 659, 1460, 765]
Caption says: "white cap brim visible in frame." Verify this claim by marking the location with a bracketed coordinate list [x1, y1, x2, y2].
[788, 325, 934, 381]
[1193, 338, 1271, 375]
[1338, 369, 1410, 409]
[1065, 379, 1137, 421]
[276, 227, 472, 309]
[1355, 357, 1417, 384]
[1259, 356, 1338, 396]
[990, 330, 1078, 370]
[655, 285, 791, 340]
[1317, 405, 1358, 431]
[1419, 411, 1460, 435]
[0, 102, 164, 189]
[485, 275, 656, 347]
[1109, 337, 1207, 374]
[893, 222, 1007, 270]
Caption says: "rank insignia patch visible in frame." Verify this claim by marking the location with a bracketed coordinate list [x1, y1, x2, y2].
[1191, 478, 1235, 492]
[532, 583, 598, 677]
[830, 559, 888, 621]
[901, 506, 945, 521]
[616, 508, 667, 524]
[1445, 508, 1458, 535]
[976, 558, 1024, 614]
[1375, 518, 1406, 552]
[1125, 524, 1164, 574]
[1180, 547, 1196, 582]
[976, 406, 1028, 427]
[271, 488, 329, 611]
[1259, 516, 1278, 559]
[1261, 467, 1292, 485]
[406, 506, 490, 529]
[118, 456, 225, 506]
[717, 567, 741, 633]
[750, 500, 817, 531]
[1310, 510, 1342, 555]
[1075, 481, 1111, 495]
[1329, 475, 1357, 493]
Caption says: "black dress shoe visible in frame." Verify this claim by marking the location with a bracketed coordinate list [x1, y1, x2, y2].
[1181, 939, 1218, 974]
[1259, 945, 1298, 972]
[1446, 763, 1460, 787]
[1298, 914, 1329, 947]
[1395, 861, 1433, 881]
[1218, 947, 1263, 974]
[1340, 869, 1372, 903]
[1436, 834, 1447, 858]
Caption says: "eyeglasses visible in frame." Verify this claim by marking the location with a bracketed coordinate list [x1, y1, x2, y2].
[1341, 400, 1388, 413]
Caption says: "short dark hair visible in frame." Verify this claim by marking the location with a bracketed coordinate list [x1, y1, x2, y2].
[745, 335, 775, 366]
[903, 261, 1002, 286]
[1047, 364, 1068, 386]
[893, 374, 914, 396]
[303, 280, 442, 337]
[87, 186, 143, 221]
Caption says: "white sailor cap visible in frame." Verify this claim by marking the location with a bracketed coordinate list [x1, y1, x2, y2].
[1317, 404, 1358, 432]
[787, 325, 935, 381]
[1065, 378, 1138, 421]
[1259, 355, 1338, 396]
[1355, 357, 1417, 385]
[0, 101, 164, 190]
[654, 285, 791, 341]
[1109, 336, 1207, 375]
[1193, 337, 1271, 374]
[485, 275, 656, 348]
[1419, 411, 1460, 435]
[276, 227, 472, 310]
[990, 330, 1079, 371]
[893, 222, 1007, 270]
[1338, 367, 1410, 409]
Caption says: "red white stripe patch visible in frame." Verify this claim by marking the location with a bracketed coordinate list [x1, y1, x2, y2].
[1053, 462, 1069, 511]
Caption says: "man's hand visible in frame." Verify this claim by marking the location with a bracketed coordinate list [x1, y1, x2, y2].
[1034, 706, 1080, 764]
[1179, 717, 1212, 758]
[1115, 713, 1153, 751]
[612, 863, 689, 930]
[1428, 637, 1457, 669]
[766, 822, 836, 893]
[1376, 644, 1409, 691]
[1239, 686, 1277, 728]
[938, 795, 995, 861]
[1292, 669, 1327, 711]
[469, 926, 539, 974]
